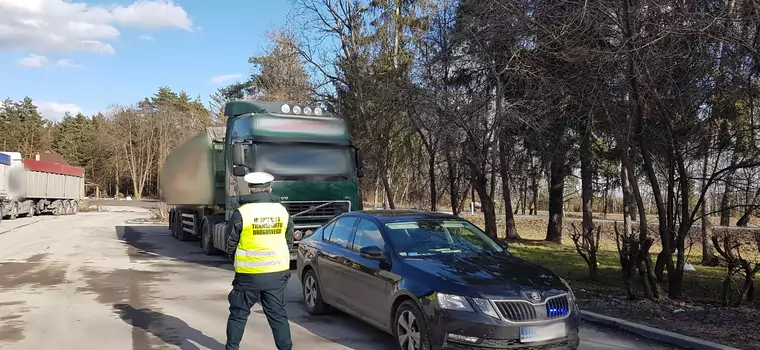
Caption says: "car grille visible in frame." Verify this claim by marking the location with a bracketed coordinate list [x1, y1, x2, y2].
[281, 201, 350, 219]
[447, 339, 571, 350]
[493, 294, 570, 322]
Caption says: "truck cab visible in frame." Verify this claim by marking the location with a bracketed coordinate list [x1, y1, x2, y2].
[225, 101, 364, 252]
[163, 100, 363, 262]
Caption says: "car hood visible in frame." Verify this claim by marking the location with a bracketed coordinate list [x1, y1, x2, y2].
[403, 253, 567, 297]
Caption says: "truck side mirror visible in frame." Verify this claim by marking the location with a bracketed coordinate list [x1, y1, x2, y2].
[232, 165, 247, 177]
[232, 144, 245, 166]
[355, 148, 364, 178]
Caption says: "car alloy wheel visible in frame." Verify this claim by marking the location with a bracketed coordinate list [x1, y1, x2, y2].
[304, 275, 318, 308]
[302, 269, 328, 315]
[397, 309, 421, 350]
[394, 301, 431, 350]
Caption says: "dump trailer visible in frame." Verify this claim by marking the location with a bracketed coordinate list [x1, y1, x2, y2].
[161, 100, 364, 260]
[0, 153, 85, 221]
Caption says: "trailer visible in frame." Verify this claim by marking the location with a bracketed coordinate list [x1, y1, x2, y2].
[0, 154, 85, 221]
[161, 100, 364, 261]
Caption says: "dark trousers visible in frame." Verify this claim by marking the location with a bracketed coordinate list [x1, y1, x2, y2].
[225, 274, 292, 350]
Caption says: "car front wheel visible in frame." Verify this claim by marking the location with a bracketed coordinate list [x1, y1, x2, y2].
[393, 300, 432, 350]
[302, 269, 328, 315]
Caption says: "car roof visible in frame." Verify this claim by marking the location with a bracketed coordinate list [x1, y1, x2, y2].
[346, 210, 464, 223]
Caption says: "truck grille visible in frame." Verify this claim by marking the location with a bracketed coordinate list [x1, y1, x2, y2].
[493, 294, 570, 322]
[282, 201, 350, 219]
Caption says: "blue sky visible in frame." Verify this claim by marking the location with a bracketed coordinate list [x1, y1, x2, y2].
[0, 0, 293, 121]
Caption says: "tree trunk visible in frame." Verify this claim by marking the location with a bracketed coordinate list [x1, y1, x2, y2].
[499, 139, 519, 239]
[700, 136, 719, 266]
[545, 149, 566, 243]
[580, 121, 594, 243]
[472, 169, 498, 238]
[445, 147, 459, 215]
[428, 149, 437, 211]
[720, 153, 739, 226]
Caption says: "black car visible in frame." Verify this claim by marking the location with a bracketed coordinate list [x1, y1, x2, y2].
[296, 210, 581, 350]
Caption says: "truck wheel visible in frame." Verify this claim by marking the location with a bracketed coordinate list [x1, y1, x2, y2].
[201, 219, 222, 255]
[177, 216, 193, 242]
[26, 203, 35, 217]
[65, 201, 74, 215]
[8, 203, 18, 220]
[169, 210, 178, 239]
[71, 201, 78, 215]
[53, 202, 62, 216]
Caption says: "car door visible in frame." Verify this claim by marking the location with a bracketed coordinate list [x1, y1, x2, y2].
[341, 218, 394, 327]
[317, 216, 358, 307]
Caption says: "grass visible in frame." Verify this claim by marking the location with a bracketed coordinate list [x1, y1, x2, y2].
[461, 214, 757, 306]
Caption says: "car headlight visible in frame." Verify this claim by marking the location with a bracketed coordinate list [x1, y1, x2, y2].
[560, 277, 576, 302]
[293, 230, 303, 240]
[436, 293, 473, 312]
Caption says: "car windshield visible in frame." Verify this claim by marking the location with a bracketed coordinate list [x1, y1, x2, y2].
[253, 143, 353, 179]
[384, 219, 503, 257]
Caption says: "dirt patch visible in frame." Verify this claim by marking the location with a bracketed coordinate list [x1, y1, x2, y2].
[0, 301, 28, 343]
[0, 301, 24, 307]
[578, 295, 759, 349]
[76, 267, 165, 305]
[0, 254, 67, 289]
[0, 322, 24, 343]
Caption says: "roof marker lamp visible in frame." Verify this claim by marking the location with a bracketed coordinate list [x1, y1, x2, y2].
[303, 106, 313, 115]
[281, 104, 291, 113]
[314, 107, 323, 116]
[292, 105, 302, 114]
[436, 293, 474, 312]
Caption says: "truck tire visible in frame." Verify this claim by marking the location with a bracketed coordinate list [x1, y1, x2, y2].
[8, 202, 18, 220]
[177, 214, 194, 242]
[169, 210, 178, 239]
[53, 202, 62, 216]
[71, 201, 78, 215]
[65, 201, 74, 215]
[201, 219, 222, 255]
[26, 202, 34, 217]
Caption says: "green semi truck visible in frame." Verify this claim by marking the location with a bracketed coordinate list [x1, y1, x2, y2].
[161, 100, 364, 260]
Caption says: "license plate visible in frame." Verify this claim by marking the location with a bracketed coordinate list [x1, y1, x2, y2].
[519, 323, 566, 343]
[289, 253, 297, 260]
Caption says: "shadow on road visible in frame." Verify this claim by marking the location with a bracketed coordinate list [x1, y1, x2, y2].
[114, 224, 395, 349]
[113, 303, 225, 350]
[280, 278, 397, 350]
[114, 225, 233, 270]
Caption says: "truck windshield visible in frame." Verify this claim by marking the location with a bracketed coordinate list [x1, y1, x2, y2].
[253, 143, 353, 179]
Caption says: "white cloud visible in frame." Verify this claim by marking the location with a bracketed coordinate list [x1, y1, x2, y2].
[36, 101, 84, 121]
[0, 0, 192, 55]
[18, 53, 48, 67]
[211, 74, 243, 85]
[139, 34, 155, 41]
[55, 58, 82, 68]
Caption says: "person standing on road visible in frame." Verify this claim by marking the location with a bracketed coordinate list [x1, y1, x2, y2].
[224, 171, 294, 350]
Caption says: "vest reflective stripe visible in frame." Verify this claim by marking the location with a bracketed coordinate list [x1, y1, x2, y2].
[234, 202, 290, 274]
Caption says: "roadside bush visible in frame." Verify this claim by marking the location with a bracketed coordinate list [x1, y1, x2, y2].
[151, 202, 170, 222]
[711, 230, 760, 306]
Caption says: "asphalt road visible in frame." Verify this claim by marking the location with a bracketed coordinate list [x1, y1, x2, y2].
[0, 207, 676, 349]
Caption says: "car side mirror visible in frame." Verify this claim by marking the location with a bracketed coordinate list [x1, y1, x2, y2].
[496, 239, 509, 250]
[232, 165, 247, 177]
[359, 246, 383, 260]
[232, 144, 245, 166]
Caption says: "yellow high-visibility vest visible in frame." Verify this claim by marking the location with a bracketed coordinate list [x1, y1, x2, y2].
[234, 202, 291, 274]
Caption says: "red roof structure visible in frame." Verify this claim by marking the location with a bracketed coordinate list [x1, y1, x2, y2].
[22, 159, 84, 177]
[37, 150, 71, 165]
